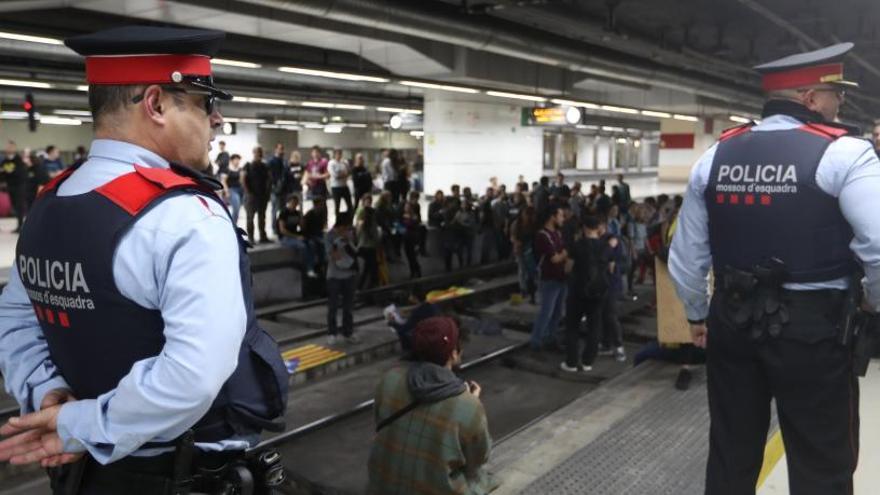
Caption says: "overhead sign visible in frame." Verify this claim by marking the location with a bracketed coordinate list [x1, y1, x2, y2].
[522, 106, 582, 126]
[659, 133, 695, 149]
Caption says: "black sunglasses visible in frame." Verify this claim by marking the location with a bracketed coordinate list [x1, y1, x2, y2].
[132, 85, 216, 115]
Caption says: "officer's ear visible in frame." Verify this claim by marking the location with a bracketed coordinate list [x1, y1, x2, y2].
[140, 85, 167, 124]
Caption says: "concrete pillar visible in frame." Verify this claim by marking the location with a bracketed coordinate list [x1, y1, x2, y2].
[423, 90, 543, 194]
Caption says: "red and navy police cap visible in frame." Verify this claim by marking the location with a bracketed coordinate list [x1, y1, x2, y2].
[754, 42, 859, 92]
[64, 26, 233, 100]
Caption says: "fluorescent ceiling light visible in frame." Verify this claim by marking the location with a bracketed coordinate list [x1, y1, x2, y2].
[550, 98, 600, 109]
[345, 123, 368, 128]
[376, 107, 423, 114]
[324, 125, 343, 134]
[233, 96, 289, 105]
[486, 90, 546, 102]
[409, 130, 425, 137]
[258, 124, 281, 129]
[600, 105, 639, 114]
[224, 117, 266, 124]
[40, 116, 80, 126]
[212, 58, 261, 69]
[301, 102, 365, 110]
[641, 110, 672, 118]
[0, 31, 62, 45]
[399, 80, 479, 94]
[331, 116, 343, 122]
[76, 85, 89, 92]
[53, 109, 92, 117]
[278, 66, 389, 83]
[301, 102, 335, 108]
[616, 138, 628, 144]
[729, 115, 751, 124]
[601, 126, 624, 132]
[1, 111, 28, 119]
[674, 114, 699, 122]
[0, 79, 52, 89]
[304, 123, 324, 129]
[274, 120, 300, 125]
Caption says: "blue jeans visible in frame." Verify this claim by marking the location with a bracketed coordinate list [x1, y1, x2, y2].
[280, 236, 312, 271]
[530, 279, 566, 349]
[228, 187, 242, 226]
[517, 247, 537, 295]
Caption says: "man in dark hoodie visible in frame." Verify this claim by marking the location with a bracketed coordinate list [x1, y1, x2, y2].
[368, 317, 496, 495]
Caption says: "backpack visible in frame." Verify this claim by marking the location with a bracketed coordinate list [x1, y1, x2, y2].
[583, 239, 609, 299]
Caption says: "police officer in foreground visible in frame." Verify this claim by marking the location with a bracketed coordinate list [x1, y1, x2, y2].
[0, 26, 289, 493]
[669, 43, 879, 495]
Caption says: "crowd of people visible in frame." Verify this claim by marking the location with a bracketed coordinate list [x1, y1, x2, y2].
[0, 141, 87, 232]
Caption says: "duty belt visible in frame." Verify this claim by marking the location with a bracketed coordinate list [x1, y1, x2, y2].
[719, 258, 790, 341]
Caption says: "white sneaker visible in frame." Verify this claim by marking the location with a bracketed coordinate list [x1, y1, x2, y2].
[559, 362, 579, 373]
[326, 335, 339, 345]
[614, 347, 626, 363]
[582, 365, 593, 372]
[306, 269, 318, 278]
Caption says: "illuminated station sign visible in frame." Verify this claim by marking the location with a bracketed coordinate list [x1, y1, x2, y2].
[522, 106, 583, 126]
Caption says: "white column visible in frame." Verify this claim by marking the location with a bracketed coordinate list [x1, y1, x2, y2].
[423, 90, 543, 194]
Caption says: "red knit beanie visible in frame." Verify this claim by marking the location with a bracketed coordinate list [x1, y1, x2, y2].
[411, 316, 459, 365]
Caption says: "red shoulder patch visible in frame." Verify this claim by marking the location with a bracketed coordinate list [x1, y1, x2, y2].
[36, 168, 76, 199]
[798, 123, 849, 140]
[95, 172, 165, 216]
[133, 165, 198, 189]
[719, 124, 753, 142]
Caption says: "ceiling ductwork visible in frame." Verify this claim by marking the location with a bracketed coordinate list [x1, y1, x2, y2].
[238, 0, 764, 107]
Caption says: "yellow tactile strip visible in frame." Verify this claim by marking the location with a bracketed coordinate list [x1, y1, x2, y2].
[283, 344, 346, 374]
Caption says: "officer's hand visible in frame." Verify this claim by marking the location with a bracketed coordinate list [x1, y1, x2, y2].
[690, 323, 708, 348]
[0, 405, 77, 466]
[40, 388, 75, 410]
[467, 380, 481, 399]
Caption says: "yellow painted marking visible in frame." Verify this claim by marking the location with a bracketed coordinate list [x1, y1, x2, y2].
[282, 344, 347, 374]
[757, 430, 785, 488]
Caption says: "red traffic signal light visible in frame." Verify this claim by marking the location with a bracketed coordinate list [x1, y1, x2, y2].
[22, 101, 32, 112]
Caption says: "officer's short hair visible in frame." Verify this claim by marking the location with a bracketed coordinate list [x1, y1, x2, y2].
[230, 154, 241, 161]
[88, 84, 143, 128]
[46, 145, 56, 154]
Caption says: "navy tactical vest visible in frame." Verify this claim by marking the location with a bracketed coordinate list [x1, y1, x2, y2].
[15, 164, 289, 444]
[704, 123, 856, 283]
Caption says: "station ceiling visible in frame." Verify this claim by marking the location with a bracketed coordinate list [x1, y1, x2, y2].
[0, 0, 876, 127]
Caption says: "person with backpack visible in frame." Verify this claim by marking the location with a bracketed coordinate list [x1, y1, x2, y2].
[561, 215, 609, 372]
[367, 316, 495, 495]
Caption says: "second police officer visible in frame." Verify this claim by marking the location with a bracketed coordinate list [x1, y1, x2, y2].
[0, 26, 289, 493]
[670, 43, 879, 495]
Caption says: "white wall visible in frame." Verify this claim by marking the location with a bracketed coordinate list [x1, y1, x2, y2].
[658, 118, 724, 181]
[0, 120, 94, 152]
[213, 123, 259, 163]
[423, 90, 542, 194]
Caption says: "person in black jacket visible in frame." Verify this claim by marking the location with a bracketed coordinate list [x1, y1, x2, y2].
[561, 215, 609, 373]
[1, 141, 27, 233]
[242, 146, 271, 244]
[351, 152, 373, 208]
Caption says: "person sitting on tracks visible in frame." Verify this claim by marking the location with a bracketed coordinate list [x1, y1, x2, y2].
[386, 285, 442, 353]
[277, 194, 314, 275]
[367, 316, 496, 495]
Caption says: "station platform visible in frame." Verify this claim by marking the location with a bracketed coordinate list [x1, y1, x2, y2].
[489, 358, 880, 494]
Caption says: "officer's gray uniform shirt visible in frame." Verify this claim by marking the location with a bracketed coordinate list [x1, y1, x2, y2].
[0, 139, 251, 464]
[669, 114, 880, 321]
